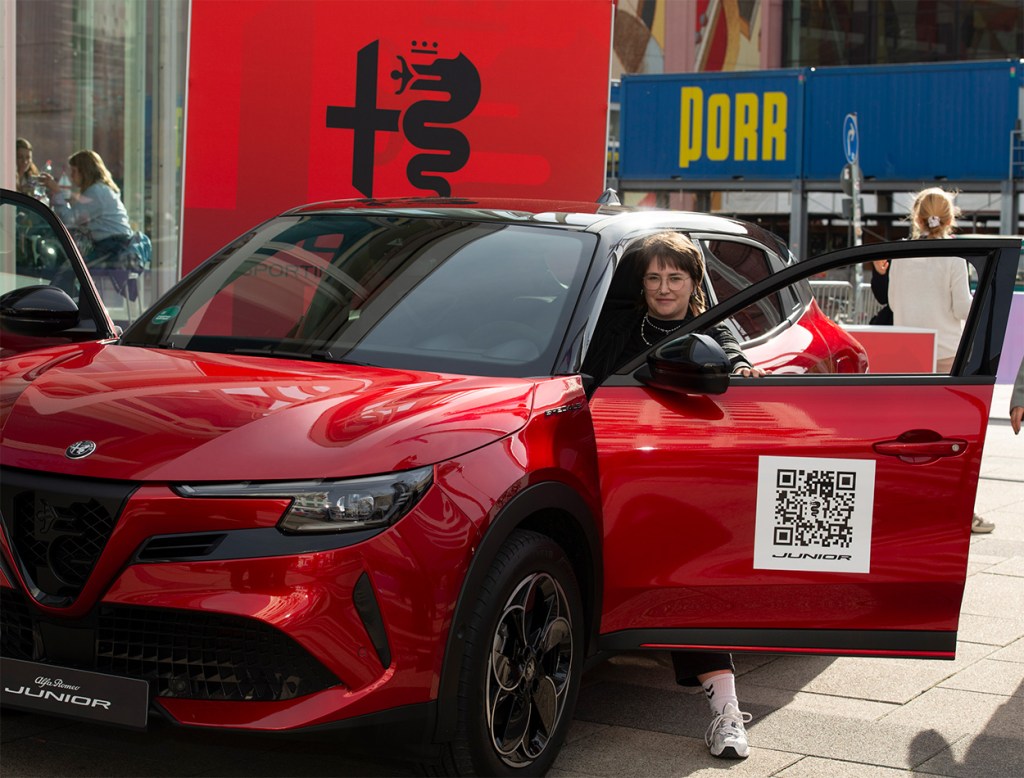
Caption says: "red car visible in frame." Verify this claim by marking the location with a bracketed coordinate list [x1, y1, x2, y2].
[1, 195, 1019, 776]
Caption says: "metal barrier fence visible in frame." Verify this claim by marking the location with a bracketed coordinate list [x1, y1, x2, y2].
[809, 280, 882, 325]
[855, 282, 883, 324]
[809, 280, 852, 322]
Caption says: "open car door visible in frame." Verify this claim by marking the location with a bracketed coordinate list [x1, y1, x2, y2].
[1, 188, 117, 357]
[591, 237, 1020, 659]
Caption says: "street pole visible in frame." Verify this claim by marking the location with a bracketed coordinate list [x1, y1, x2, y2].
[843, 112, 863, 321]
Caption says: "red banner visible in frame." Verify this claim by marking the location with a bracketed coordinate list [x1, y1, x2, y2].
[181, 0, 614, 272]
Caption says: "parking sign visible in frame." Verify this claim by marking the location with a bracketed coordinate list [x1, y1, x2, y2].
[843, 113, 859, 164]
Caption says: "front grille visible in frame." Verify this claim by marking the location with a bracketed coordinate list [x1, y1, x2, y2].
[96, 604, 340, 701]
[0, 588, 340, 702]
[0, 587, 35, 660]
[0, 467, 135, 603]
[12, 492, 115, 589]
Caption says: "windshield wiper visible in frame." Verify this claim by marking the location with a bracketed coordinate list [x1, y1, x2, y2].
[228, 346, 375, 367]
[230, 347, 336, 361]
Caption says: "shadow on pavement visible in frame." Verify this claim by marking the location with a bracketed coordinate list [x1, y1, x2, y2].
[907, 677, 1024, 778]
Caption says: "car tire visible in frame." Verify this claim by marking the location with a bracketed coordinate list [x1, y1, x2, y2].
[440, 529, 583, 777]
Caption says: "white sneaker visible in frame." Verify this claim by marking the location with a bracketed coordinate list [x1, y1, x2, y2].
[704, 703, 752, 759]
[972, 514, 995, 534]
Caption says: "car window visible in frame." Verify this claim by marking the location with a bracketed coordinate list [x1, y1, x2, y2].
[123, 215, 597, 378]
[729, 254, 986, 376]
[1, 198, 80, 299]
[0, 194, 111, 355]
[701, 238, 785, 341]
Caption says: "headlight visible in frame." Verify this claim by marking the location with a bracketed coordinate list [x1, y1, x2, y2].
[174, 466, 433, 534]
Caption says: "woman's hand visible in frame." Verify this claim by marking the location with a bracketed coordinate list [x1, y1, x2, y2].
[872, 259, 890, 275]
[733, 365, 770, 378]
[1012, 405, 1023, 435]
[38, 173, 60, 194]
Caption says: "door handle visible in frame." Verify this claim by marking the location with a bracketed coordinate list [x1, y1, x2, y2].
[873, 429, 968, 464]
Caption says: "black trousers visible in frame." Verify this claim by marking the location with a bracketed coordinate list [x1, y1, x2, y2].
[671, 651, 734, 687]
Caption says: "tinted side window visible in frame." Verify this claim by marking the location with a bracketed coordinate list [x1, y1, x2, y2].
[2, 199, 79, 298]
[1, 195, 109, 356]
[702, 239, 784, 341]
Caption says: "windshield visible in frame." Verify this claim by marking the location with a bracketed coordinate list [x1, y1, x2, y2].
[121, 214, 597, 377]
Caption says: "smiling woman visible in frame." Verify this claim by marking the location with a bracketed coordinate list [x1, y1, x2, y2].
[582, 231, 768, 382]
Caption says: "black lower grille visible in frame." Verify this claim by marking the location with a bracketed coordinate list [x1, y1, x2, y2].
[1, 467, 135, 603]
[0, 587, 35, 660]
[1, 588, 340, 702]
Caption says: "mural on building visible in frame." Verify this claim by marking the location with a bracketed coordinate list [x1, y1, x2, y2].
[613, 0, 765, 76]
[696, 0, 763, 72]
[612, 0, 665, 76]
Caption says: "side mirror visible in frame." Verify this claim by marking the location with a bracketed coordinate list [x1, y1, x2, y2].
[635, 332, 731, 395]
[0, 285, 80, 334]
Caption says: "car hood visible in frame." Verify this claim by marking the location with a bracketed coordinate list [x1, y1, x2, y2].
[0, 344, 535, 481]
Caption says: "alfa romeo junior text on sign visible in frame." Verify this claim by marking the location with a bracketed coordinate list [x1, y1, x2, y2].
[1, 658, 149, 728]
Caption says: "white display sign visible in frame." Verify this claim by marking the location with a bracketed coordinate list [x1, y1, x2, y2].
[754, 455, 876, 574]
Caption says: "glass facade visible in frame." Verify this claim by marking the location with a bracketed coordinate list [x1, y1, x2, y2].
[783, 0, 1023, 67]
[11, 0, 189, 318]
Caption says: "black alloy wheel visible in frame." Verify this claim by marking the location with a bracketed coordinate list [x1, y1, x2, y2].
[443, 529, 583, 776]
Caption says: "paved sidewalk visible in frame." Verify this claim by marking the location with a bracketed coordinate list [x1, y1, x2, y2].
[2, 389, 1021, 777]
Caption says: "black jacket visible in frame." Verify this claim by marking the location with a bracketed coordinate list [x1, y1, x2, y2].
[582, 307, 751, 384]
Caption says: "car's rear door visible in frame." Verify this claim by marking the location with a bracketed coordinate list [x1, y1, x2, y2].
[590, 238, 1020, 659]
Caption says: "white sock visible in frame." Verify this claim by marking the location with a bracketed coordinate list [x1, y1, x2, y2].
[702, 673, 739, 717]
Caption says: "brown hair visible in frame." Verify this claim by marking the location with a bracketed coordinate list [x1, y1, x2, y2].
[634, 232, 708, 316]
[910, 187, 959, 239]
[68, 149, 119, 194]
[16, 137, 39, 179]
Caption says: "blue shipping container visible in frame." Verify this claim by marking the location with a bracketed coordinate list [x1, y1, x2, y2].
[619, 69, 804, 181]
[619, 60, 1022, 184]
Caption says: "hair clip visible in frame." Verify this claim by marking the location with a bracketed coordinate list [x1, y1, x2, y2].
[927, 215, 941, 228]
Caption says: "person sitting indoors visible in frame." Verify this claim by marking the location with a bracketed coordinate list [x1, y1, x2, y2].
[16, 137, 42, 198]
[583, 231, 767, 759]
[41, 149, 134, 269]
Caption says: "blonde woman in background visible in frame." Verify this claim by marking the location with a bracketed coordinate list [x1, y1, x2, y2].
[887, 187, 972, 375]
[888, 187, 993, 533]
[42, 149, 133, 265]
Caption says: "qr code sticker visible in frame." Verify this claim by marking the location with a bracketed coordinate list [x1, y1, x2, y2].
[754, 456, 875, 574]
[773, 468, 857, 548]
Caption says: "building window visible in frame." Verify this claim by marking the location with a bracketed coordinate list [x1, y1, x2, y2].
[15, 0, 188, 320]
[783, 0, 1024, 67]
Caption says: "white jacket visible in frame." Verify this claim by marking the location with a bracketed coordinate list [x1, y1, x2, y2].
[888, 254, 973, 361]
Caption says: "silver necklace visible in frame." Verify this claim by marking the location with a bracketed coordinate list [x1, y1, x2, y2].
[641, 314, 681, 347]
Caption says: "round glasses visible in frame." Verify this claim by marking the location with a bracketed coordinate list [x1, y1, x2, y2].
[642, 273, 691, 291]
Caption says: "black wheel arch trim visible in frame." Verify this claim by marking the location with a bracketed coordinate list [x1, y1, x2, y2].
[432, 480, 602, 743]
[599, 627, 957, 656]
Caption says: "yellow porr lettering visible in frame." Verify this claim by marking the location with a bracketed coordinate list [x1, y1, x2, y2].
[678, 87, 788, 168]
[733, 92, 759, 161]
[706, 93, 730, 161]
[679, 87, 704, 168]
[762, 92, 787, 161]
